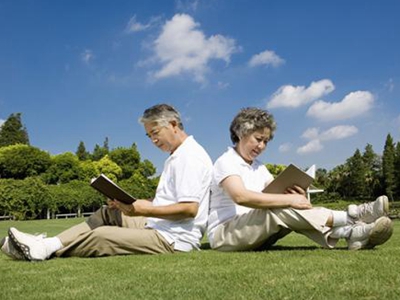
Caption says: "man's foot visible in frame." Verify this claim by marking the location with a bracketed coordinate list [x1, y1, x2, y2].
[1, 236, 26, 260]
[8, 228, 50, 261]
[347, 216, 393, 250]
[1, 232, 47, 260]
[348, 195, 389, 223]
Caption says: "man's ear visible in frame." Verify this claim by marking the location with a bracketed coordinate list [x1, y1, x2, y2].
[169, 120, 178, 128]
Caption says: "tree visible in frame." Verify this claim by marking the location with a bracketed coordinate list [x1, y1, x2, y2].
[94, 155, 122, 182]
[362, 144, 382, 199]
[0, 144, 51, 179]
[382, 134, 395, 201]
[0, 113, 29, 147]
[109, 144, 141, 179]
[394, 142, 400, 199]
[42, 152, 83, 184]
[0, 177, 50, 220]
[76, 141, 90, 161]
[266, 164, 286, 177]
[345, 149, 367, 198]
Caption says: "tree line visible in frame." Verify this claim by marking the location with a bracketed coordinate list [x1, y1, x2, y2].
[0, 112, 399, 219]
[267, 134, 400, 203]
[0, 113, 158, 219]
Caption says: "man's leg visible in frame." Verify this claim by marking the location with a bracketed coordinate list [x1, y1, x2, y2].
[56, 226, 174, 257]
[57, 205, 123, 247]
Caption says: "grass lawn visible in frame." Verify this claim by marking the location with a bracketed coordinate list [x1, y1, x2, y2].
[1, 218, 399, 300]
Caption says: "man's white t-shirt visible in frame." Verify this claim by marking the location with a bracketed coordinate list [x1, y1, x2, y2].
[146, 136, 212, 252]
[207, 147, 274, 245]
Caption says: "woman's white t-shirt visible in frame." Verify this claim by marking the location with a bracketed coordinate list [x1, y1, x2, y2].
[207, 147, 274, 245]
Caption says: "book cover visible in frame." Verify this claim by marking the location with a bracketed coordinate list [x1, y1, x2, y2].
[262, 164, 314, 194]
[90, 174, 136, 204]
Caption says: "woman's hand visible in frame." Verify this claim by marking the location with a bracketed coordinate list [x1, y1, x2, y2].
[284, 185, 311, 209]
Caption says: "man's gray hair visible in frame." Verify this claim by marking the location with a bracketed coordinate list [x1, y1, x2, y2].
[139, 104, 184, 129]
[229, 107, 276, 144]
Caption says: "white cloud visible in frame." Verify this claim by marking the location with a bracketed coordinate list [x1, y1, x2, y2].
[278, 143, 292, 153]
[150, 14, 238, 82]
[319, 125, 358, 141]
[176, 0, 200, 12]
[297, 139, 323, 155]
[307, 91, 374, 121]
[267, 79, 335, 109]
[125, 15, 160, 33]
[301, 127, 319, 140]
[217, 81, 230, 89]
[249, 50, 285, 68]
[298, 125, 358, 155]
[0, 119, 5, 128]
[81, 49, 94, 64]
[386, 78, 394, 92]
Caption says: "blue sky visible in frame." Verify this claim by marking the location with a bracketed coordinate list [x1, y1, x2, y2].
[1, 0, 399, 173]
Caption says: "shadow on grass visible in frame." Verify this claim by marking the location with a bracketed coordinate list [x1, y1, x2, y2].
[200, 242, 349, 251]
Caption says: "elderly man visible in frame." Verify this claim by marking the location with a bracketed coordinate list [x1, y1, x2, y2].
[2, 104, 212, 261]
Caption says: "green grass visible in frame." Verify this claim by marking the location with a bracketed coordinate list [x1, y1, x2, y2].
[1, 218, 400, 300]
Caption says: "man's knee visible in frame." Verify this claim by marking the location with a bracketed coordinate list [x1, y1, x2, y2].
[86, 205, 122, 229]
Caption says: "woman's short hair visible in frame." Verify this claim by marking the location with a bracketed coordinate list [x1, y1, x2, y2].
[230, 107, 276, 144]
[139, 104, 184, 129]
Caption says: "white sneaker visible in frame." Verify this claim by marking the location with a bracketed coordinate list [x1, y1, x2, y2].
[348, 195, 389, 223]
[347, 216, 393, 250]
[1, 236, 25, 260]
[1, 232, 47, 260]
[8, 228, 50, 261]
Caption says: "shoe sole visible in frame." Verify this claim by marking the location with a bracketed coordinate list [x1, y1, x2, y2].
[366, 217, 393, 249]
[8, 228, 34, 261]
[380, 196, 389, 215]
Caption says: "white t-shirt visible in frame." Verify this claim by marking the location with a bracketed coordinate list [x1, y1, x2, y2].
[207, 147, 274, 245]
[146, 136, 212, 252]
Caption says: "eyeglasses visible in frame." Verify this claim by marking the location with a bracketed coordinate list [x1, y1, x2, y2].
[146, 126, 165, 140]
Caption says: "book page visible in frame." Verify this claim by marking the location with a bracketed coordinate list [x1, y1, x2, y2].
[90, 174, 136, 204]
[262, 164, 313, 194]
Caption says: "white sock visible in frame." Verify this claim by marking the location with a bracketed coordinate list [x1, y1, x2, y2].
[331, 211, 348, 227]
[43, 237, 63, 256]
[330, 225, 352, 239]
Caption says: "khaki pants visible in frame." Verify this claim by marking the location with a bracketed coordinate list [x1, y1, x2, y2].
[55, 206, 174, 257]
[212, 207, 338, 251]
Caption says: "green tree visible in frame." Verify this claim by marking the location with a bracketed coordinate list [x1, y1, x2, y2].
[346, 149, 367, 198]
[119, 171, 158, 199]
[0, 113, 29, 147]
[76, 141, 90, 161]
[382, 134, 395, 201]
[79, 160, 99, 183]
[0, 144, 51, 179]
[42, 152, 83, 184]
[109, 144, 141, 179]
[394, 142, 400, 199]
[137, 159, 156, 178]
[266, 164, 286, 177]
[0, 177, 50, 220]
[94, 155, 122, 182]
[327, 164, 350, 198]
[362, 144, 382, 199]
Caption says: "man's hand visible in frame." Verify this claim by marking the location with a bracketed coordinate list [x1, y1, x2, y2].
[112, 199, 153, 217]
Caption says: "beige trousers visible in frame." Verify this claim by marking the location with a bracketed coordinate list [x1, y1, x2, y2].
[212, 207, 338, 251]
[55, 212, 174, 257]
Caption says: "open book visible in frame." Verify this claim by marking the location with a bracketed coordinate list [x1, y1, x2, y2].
[90, 174, 136, 204]
[262, 164, 314, 194]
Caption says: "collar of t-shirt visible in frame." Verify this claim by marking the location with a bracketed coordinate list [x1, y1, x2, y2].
[169, 135, 194, 159]
[227, 146, 261, 168]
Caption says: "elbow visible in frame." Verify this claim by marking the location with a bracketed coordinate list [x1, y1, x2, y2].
[231, 193, 249, 206]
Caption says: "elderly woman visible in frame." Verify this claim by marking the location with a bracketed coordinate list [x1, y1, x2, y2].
[207, 107, 393, 251]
